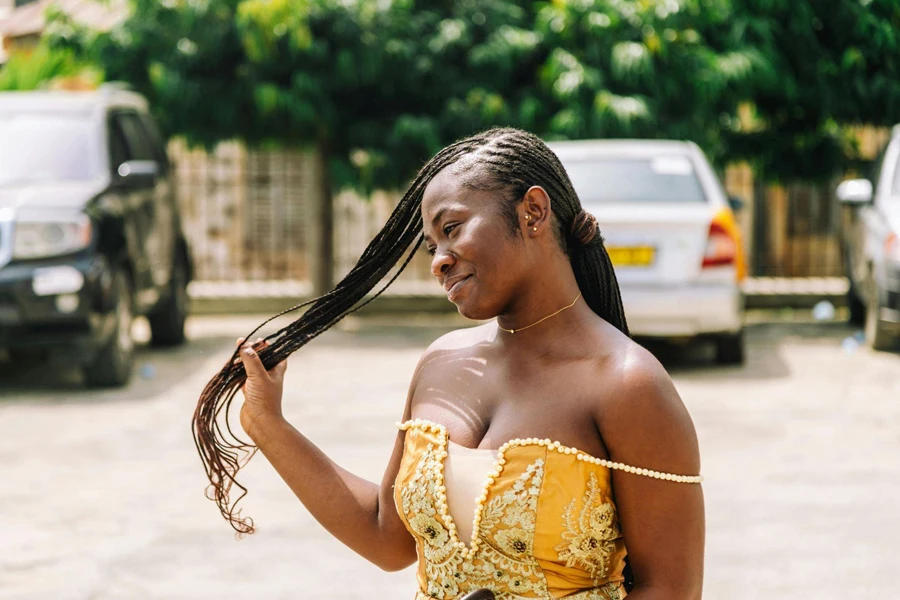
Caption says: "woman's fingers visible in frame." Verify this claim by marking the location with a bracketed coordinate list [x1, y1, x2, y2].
[271, 356, 288, 379]
[235, 337, 283, 377]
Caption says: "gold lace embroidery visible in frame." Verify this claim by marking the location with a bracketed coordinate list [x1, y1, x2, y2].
[556, 473, 622, 584]
[473, 459, 548, 597]
[399, 440, 548, 599]
[398, 421, 626, 600]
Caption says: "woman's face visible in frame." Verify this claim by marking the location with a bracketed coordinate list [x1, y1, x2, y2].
[421, 168, 528, 320]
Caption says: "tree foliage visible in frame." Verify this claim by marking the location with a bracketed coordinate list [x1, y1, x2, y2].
[0, 43, 98, 91]
[719, 0, 900, 180]
[44, 0, 900, 187]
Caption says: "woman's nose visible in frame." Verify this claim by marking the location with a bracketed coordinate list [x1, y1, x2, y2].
[430, 247, 454, 278]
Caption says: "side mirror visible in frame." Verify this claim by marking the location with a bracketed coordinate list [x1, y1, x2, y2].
[727, 195, 745, 213]
[836, 179, 873, 205]
[117, 160, 159, 187]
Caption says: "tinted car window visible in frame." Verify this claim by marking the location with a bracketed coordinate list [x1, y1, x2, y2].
[0, 112, 103, 185]
[114, 112, 156, 162]
[108, 118, 129, 172]
[563, 156, 707, 204]
[138, 114, 170, 173]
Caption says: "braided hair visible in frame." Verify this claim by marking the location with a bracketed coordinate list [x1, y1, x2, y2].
[192, 127, 629, 534]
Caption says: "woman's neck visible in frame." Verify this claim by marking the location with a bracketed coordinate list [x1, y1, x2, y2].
[494, 271, 590, 342]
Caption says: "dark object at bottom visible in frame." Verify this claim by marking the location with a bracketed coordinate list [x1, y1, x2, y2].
[623, 555, 635, 592]
[460, 590, 495, 600]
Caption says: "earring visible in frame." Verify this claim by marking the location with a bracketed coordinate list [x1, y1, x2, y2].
[533, 227, 537, 231]
[525, 215, 531, 221]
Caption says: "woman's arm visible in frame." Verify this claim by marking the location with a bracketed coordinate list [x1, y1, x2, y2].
[238, 340, 418, 572]
[597, 344, 705, 599]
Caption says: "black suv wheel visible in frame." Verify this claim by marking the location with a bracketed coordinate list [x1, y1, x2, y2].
[846, 278, 867, 326]
[148, 256, 188, 347]
[83, 269, 134, 388]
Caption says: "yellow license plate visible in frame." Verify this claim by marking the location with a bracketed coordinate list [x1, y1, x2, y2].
[606, 246, 656, 267]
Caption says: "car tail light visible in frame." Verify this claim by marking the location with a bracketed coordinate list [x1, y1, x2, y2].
[886, 233, 900, 262]
[702, 209, 746, 280]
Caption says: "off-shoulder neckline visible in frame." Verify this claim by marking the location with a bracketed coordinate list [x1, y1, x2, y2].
[398, 418, 704, 484]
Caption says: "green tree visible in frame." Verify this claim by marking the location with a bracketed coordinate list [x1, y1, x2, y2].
[0, 43, 99, 91]
[526, 0, 776, 164]
[716, 0, 900, 180]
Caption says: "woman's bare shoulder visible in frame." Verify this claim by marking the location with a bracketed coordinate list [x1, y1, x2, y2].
[596, 338, 701, 473]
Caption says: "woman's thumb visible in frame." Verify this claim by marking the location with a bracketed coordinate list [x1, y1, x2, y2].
[239, 344, 267, 379]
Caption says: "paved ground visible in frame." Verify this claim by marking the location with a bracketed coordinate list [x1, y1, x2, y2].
[1, 313, 899, 599]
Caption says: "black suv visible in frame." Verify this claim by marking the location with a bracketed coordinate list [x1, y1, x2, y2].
[0, 87, 192, 387]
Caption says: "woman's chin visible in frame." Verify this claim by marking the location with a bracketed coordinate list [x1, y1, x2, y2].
[454, 298, 496, 322]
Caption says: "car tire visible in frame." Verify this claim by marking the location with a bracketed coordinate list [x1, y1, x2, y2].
[83, 269, 134, 388]
[846, 279, 867, 326]
[714, 331, 745, 365]
[865, 278, 897, 352]
[148, 256, 188, 347]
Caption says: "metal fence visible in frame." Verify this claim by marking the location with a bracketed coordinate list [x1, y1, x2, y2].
[172, 141, 437, 297]
[750, 182, 845, 278]
[172, 140, 318, 294]
[172, 141, 878, 297]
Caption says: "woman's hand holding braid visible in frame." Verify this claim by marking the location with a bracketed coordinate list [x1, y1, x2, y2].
[236, 337, 288, 441]
[226, 337, 416, 570]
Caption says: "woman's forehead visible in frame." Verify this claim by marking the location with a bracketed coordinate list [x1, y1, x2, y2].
[422, 170, 469, 217]
[422, 168, 499, 215]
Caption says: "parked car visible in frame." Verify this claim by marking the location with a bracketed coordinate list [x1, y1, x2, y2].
[0, 86, 193, 387]
[836, 126, 900, 351]
[549, 139, 747, 364]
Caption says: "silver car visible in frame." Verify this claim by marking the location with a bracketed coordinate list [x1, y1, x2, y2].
[837, 126, 900, 351]
[549, 139, 746, 364]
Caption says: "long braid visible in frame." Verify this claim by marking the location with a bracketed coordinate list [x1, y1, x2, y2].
[192, 127, 628, 535]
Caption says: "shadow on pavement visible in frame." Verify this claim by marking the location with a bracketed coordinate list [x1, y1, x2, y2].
[0, 335, 236, 403]
[1, 315, 890, 395]
[651, 319, 879, 381]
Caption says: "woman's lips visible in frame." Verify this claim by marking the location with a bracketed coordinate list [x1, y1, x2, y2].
[445, 276, 471, 302]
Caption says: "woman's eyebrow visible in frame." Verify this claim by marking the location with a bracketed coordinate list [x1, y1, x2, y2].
[430, 207, 449, 229]
[429, 204, 468, 229]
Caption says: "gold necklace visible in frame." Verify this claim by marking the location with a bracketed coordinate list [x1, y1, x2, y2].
[497, 292, 582, 334]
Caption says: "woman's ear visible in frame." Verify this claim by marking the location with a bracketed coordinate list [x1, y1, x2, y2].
[522, 186, 551, 235]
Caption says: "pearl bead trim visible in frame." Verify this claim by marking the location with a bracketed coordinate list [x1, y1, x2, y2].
[397, 418, 704, 485]
[397, 418, 499, 558]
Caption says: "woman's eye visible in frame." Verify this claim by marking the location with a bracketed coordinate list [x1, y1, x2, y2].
[426, 247, 436, 256]
[443, 223, 457, 236]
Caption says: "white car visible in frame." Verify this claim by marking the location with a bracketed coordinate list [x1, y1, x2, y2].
[836, 125, 900, 351]
[549, 139, 747, 364]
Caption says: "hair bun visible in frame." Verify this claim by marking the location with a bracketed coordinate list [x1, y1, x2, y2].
[570, 209, 600, 246]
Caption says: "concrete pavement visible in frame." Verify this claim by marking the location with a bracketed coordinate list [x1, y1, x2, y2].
[1, 314, 898, 599]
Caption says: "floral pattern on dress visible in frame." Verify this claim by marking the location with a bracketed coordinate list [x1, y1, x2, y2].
[555, 472, 622, 584]
[399, 445, 549, 599]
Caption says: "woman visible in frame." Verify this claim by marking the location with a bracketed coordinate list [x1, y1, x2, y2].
[193, 128, 705, 599]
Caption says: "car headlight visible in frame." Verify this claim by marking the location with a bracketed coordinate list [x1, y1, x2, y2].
[13, 215, 93, 259]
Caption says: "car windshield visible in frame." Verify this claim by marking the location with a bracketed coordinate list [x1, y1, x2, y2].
[0, 112, 102, 185]
[563, 156, 707, 204]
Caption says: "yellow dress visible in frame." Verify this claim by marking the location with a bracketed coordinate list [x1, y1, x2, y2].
[394, 419, 703, 600]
